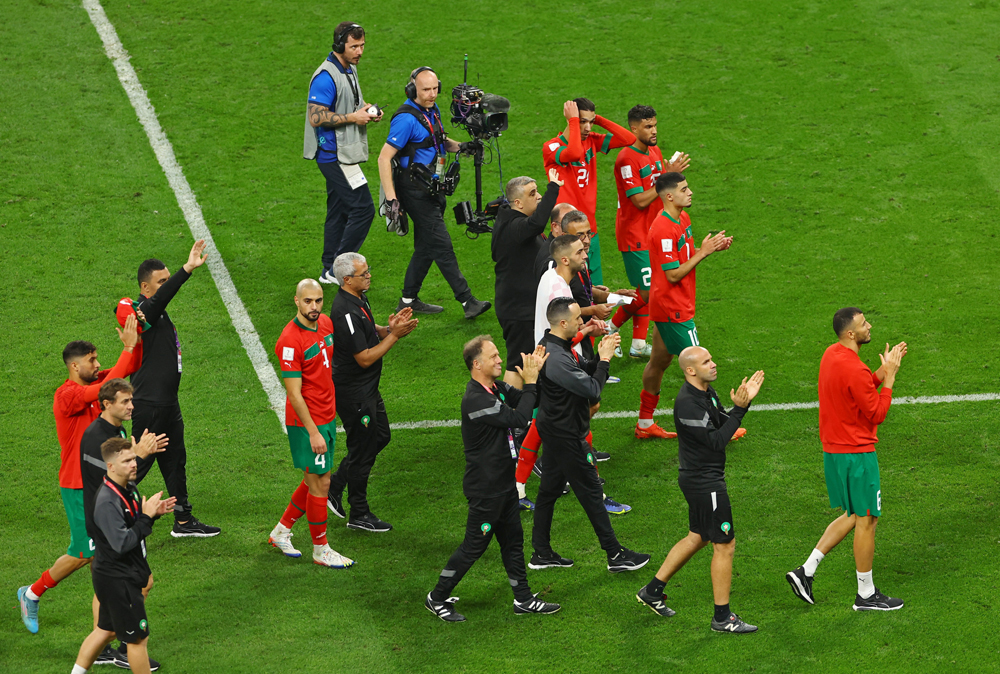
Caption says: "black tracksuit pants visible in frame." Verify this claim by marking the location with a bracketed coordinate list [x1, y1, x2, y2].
[328, 395, 391, 519]
[318, 160, 376, 268]
[132, 402, 190, 520]
[531, 435, 620, 555]
[431, 490, 532, 602]
[397, 182, 472, 303]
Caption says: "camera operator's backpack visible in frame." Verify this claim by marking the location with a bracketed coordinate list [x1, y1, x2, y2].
[389, 104, 448, 175]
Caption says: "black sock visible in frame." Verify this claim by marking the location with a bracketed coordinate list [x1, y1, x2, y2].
[514, 591, 534, 604]
[430, 588, 447, 603]
[714, 603, 730, 622]
[646, 577, 666, 597]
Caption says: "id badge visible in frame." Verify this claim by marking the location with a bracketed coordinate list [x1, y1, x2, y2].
[507, 431, 517, 459]
[435, 153, 446, 178]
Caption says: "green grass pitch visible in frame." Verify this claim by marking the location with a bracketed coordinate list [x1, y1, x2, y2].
[1, 0, 999, 671]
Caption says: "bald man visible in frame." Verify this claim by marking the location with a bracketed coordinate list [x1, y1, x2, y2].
[270, 278, 355, 568]
[534, 202, 576, 280]
[636, 346, 764, 633]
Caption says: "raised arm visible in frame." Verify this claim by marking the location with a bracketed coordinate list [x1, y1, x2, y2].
[595, 115, 636, 150]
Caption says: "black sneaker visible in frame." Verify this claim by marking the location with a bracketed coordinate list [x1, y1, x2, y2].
[425, 593, 465, 622]
[607, 548, 651, 573]
[397, 297, 443, 314]
[463, 298, 492, 319]
[513, 594, 561, 615]
[786, 566, 815, 605]
[171, 517, 221, 538]
[711, 612, 758, 633]
[327, 491, 345, 519]
[852, 588, 903, 611]
[112, 644, 160, 671]
[94, 645, 118, 666]
[636, 586, 676, 617]
[594, 451, 610, 462]
[347, 512, 393, 533]
[528, 551, 574, 570]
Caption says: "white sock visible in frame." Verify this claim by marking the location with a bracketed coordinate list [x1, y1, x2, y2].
[273, 522, 290, 534]
[401, 297, 413, 304]
[637, 418, 654, 429]
[631, 338, 645, 350]
[857, 570, 874, 599]
[72, 664, 88, 674]
[516, 482, 526, 499]
[25, 588, 40, 602]
[803, 548, 825, 577]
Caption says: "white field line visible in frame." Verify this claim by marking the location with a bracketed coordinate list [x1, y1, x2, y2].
[83, 0, 286, 428]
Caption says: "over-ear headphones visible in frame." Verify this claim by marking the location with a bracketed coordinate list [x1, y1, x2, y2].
[332, 22, 362, 54]
[405, 66, 442, 101]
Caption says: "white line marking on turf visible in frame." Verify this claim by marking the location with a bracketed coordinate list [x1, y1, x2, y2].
[338, 392, 1000, 433]
[82, 0, 286, 427]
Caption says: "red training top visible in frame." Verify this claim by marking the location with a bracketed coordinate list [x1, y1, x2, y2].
[818, 343, 893, 453]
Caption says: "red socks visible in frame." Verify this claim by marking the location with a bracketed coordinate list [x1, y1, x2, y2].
[515, 420, 541, 484]
[30, 570, 57, 598]
[585, 430, 594, 446]
[306, 494, 328, 547]
[633, 313, 650, 341]
[612, 292, 648, 328]
[639, 390, 660, 422]
[279, 480, 309, 529]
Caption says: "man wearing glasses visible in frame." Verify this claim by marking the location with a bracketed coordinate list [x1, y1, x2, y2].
[326, 253, 419, 532]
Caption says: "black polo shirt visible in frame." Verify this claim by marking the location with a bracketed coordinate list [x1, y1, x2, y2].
[80, 416, 128, 538]
[330, 288, 382, 402]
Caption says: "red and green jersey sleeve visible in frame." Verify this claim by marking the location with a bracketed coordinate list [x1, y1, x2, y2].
[647, 211, 696, 323]
[543, 133, 605, 233]
[614, 147, 665, 251]
[276, 315, 336, 427]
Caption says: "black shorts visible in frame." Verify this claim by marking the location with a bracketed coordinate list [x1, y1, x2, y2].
[500, 319, 536, 372]
[683, 489, 735, 543]
[93, 573, 149, 644]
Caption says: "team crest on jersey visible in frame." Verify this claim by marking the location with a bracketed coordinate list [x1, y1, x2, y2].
[362, 415, 371, 427]
[721, 522, 731, 534]
[587, 452, 594, 465]
[139, 619, 148, 630]
[481, 523, 491, 535]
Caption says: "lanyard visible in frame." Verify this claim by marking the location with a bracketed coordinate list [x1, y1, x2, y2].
[103, 476, 138, 518]
[576, 270, 593, 306]
[478, 382, 518, 459]
[418, 107, 443, 154]
[344, 68, 360, 108]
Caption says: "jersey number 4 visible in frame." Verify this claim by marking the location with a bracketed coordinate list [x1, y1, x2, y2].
[315, 453, 327, 469]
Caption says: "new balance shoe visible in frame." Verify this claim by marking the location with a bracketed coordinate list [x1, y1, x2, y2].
[785, 566, 815, 605]
[425, 593, 465, 622]
[171, 517, 221, 538]
[636, 586, 676, 617]
[93, 645, 118, 666]
[852, 588, 903, 611]
[711, 612, 758, 633]
[629, 343, 653, 358]
[268, 524, 301, 558]
[318, 268, 339, 285]
[528, 551, 574, 570]
[634, 422, 677, 440]
[113, 644, 161, 671]
[463, 298, 492, 320]
[17, 586, 38, 634]
[313, 544, 354, 568]
[607, 548, 650, 573]
[513, 594, 561, 615]
[397, 297, 443, 314]
[347, 512, 393, 533]
[731, 427, 747, 441]
[327, 491, 346, 519]
[593, 450, 610, 462]
[604, 496, 632, 515]
[518, 497, 536, 511]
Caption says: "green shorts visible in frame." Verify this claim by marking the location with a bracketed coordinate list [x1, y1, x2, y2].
[287, 423, 336, 475]
[824, 452, 881, 517]
[621, 250, 652, 290]
[588, 232, 603, 286]
[654, 319, 699, 356]
[61, 487, 94, 559]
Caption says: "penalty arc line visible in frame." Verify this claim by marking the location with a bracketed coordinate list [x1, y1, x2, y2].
[82, 0, 287, 428]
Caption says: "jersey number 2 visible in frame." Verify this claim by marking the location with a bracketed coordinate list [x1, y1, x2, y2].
[576, 167, 589, 188]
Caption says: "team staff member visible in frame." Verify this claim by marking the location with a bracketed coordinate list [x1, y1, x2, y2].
[80, 379, 166, 670]
[636, 347, 765, 634]
[610, 105, 690, 358]
[426, 338, 560, 622]
[786, 309, 907, 611]
[377, 67, 490, 319]
[530, 297, 649, 573]
[17, 316, 140, 636]
[543, 98, 635, 285]
[70, 438, 175, 674]
[637, 173, 733, 441]
[270, 279, 355, 569]
[305, 22, 382, 284]
[532, 203, 576, 279]
[491, 167, 562, 388]
[327, 253, 418, 532]
[131, 239, 220, 537]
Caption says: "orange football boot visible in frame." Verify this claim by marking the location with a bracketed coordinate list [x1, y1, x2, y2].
[634, 422, 677, 439]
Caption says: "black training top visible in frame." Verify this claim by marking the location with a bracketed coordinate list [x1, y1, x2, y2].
[330, 288, 382, 402]
[536, 331, 608, 442]
[460, 379, 536, 499]
[673, 381, 749, 493]
[92, 478, 156, 586]
[80, 416, 127, 538]
[132, 268, 191, 406]
[492, 181, 560, 323]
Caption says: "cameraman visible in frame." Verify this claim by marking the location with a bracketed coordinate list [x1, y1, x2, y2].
[377, 67, 491, 319]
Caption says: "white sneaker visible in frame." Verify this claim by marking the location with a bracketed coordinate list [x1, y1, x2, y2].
[268, 524, 301, 558]
[313, 544, 355, 569]
[629, 343, 652, 358]
[608, 324, 624, 358]
[318, 270, 340, 285]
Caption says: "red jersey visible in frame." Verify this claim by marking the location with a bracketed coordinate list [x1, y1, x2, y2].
[613, 145, 664, 252]
[647, 210, 696, 323]
[115, 298, 147, 368]
[818, 343, 893, 454]
[54, 349, 135, 489]
[276, 315, 336, 427]
[543, 115, 635, 234]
